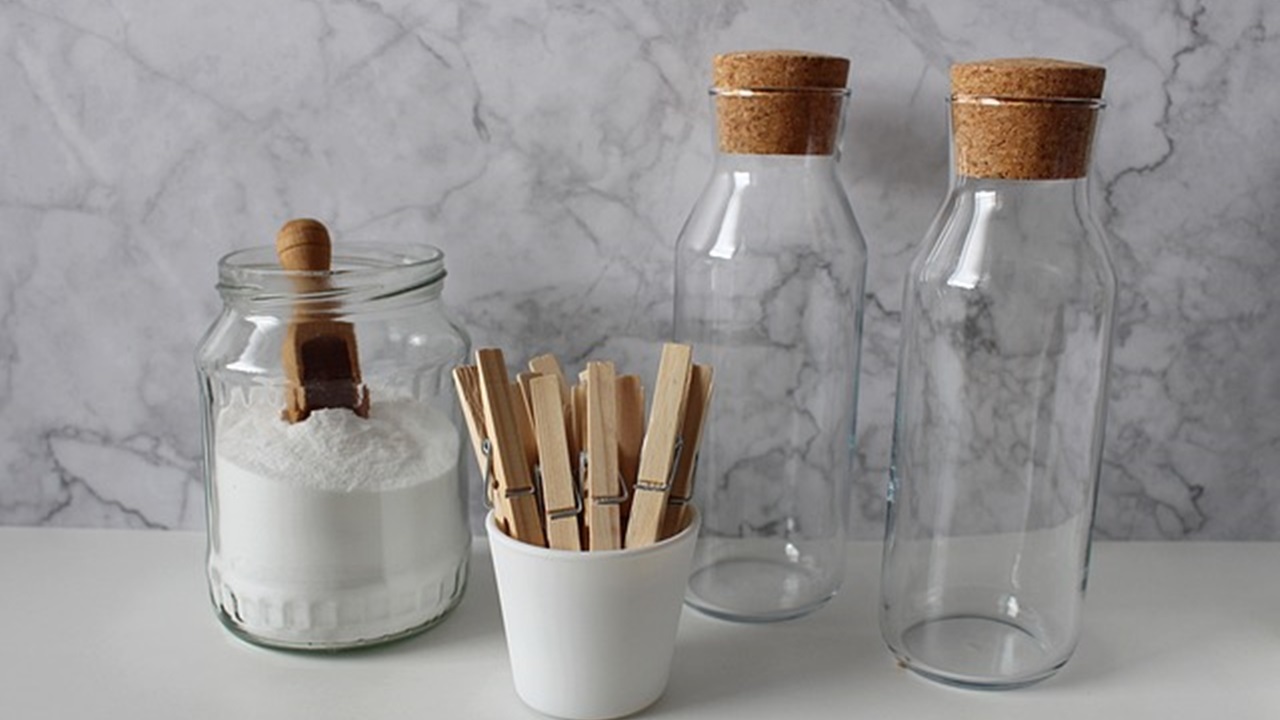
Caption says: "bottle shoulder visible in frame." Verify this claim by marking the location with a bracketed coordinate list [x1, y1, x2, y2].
[908, 185, 1116, 299]
[675, 168, 867, 261]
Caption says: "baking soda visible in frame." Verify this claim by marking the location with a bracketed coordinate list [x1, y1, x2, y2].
[208, 390, 469, 647]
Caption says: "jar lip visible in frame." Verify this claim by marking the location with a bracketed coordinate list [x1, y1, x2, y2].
[949, 93, 1106, 109]
[216, 242, 446, 301]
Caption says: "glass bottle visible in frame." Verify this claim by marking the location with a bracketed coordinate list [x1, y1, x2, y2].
[196, 225, 471, 650]
[881, 59, 1117, 688]
[675, 51, 868, 622]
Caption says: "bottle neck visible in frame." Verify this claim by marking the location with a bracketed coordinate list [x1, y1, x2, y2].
[710, 151, 840, 176]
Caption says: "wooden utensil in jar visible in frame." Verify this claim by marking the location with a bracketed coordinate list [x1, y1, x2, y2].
[276, 218, 370, 423]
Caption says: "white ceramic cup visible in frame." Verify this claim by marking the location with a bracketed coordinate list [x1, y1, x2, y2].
[486, 508, 700, 720]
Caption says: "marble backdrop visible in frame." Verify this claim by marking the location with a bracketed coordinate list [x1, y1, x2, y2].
[1, 0, 1276, 539]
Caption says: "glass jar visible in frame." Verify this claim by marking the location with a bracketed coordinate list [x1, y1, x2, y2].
[196, 240, 471, 650]
[675, 51, 868, 622]
[880, 59, 1117, 688]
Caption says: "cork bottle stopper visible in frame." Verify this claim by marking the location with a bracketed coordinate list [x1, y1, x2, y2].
[713, 50, 850, 155]
[950, 57, 1105, 180]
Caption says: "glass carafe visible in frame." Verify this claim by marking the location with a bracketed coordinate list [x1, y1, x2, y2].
[880, 58, 1117, 688]
[675, 51, 868, 622]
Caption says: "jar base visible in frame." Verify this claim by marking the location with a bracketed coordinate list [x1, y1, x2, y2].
[890, 614, 1069, 689]
[208, 557, 468, 651]
[214, 599, 462, 652]
[684, 557, 836, 623]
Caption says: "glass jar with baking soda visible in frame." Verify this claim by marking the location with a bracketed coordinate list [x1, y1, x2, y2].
[195, 219, 471, 650]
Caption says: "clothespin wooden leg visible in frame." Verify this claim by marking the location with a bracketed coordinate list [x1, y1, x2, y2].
[616, 374, 645, 525]
[585, 362, 623, 551]
[664, 364, 713, 539]
[529, 375, 582, 550]
[453, 364, 499, 519]
[476, 349, 547, 547]
[626, 343, 693, 548]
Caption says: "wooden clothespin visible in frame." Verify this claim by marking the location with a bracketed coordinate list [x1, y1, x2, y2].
[510, 379, 540, 472]
[572, 381, 587, 478]
[584, 362, 623, 550]
[529, 354, 572, 407]
[452, 365, 495, 509]
[528, 374, 582, 550]
[529, 354, 578, 483]
[663, 364, 713, 539]
[276, 219, 370, 423]
[516, 371, 542, 419]
[510, 375, 542, 520]
[615, 375, 645, 524]
[625, 343, 693, 548]
[476, 349, 546, 547]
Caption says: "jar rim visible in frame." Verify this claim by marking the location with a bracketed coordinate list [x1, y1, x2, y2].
[216, 241, 446, 303]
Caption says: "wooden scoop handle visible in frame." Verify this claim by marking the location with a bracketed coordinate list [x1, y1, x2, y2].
[276, 218, 332, 272]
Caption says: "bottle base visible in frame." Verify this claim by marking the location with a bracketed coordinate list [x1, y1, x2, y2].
[684, 557, 836, 623]
[888, 614, 1069, 689]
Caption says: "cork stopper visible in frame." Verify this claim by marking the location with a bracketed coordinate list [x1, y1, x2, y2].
[713, 51, 850, 155]
[950, 58, 1105, 180]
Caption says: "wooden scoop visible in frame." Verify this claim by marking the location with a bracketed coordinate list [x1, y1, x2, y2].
[276, 218, 370, 423]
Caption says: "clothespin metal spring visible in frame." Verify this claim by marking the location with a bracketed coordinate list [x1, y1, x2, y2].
[480, 438, 540, 509]
[580, 449, 630, 507]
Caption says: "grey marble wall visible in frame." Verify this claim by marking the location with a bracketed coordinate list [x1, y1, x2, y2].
[1, 0, 1276, 539]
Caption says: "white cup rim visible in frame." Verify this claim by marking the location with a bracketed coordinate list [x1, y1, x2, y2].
[484, 507, 700, 562]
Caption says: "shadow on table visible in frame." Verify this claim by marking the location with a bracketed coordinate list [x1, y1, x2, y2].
[365, 555, 506, 658]
[654, 606, 886, 715]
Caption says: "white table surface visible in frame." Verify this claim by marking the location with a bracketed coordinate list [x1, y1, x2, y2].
[1, 528, 1277, 719]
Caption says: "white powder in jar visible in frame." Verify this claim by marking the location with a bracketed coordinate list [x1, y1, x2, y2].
[208, 390, 469, 648]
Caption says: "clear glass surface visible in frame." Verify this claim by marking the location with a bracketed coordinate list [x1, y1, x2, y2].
[195, 243, 471, 650]
[676, 93, 868, 622]
[881, 168, 1117, 687]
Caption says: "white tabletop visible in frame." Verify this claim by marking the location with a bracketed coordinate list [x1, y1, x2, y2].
[1, 528, 1276, 718]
